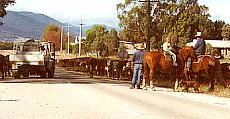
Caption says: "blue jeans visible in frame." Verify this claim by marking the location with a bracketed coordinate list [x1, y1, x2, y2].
[132, 64, 143, 87]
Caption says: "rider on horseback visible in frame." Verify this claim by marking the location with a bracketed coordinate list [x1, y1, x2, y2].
[163, 35, 177, 66]
[194, 32, 206, 57]
[186, 32, 206, 72]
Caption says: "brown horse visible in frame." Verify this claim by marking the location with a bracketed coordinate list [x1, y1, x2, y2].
[143, 46, 197, 90]
[191, 55, 220, 91]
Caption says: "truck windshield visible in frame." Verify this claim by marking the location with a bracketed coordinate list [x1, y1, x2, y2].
[22, 42, 39, 52]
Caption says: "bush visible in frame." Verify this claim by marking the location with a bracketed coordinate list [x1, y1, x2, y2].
[0, 41, 13, 50]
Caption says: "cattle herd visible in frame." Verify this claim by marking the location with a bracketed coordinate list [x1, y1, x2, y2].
[1, 54, 230, 91]
[57, 56, 230, 91]
[57, 57, 133, 81]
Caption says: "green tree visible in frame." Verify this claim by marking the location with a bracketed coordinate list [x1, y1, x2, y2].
[117, 0, 211, 48]
[85, 25, 108, 54]
[0, 41, 13, 50]
[213, 20, 225, 40]
[0, 0, 15, 17]
[222, 24, 230, 40]
[117, 1, 149, 43]
[104, 29, 119, 55]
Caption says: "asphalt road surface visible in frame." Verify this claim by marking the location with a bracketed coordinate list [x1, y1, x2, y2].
[0, 67, 230, 119]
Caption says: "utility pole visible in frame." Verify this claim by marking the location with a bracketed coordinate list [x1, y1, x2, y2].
[138, 0, 159, 51]
[60, 25, 72, 53]
[79, 19, 83, 56]
[60, 26, 63, 51]
[67, 25, 70, 54]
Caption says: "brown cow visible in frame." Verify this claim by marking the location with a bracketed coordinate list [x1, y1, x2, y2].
[79, 57, 97, 78]
[108, 59, 129, 81]
[95, 58, 107, 76]
[4, 55, 11, 76]
[0, 54, 5, 79]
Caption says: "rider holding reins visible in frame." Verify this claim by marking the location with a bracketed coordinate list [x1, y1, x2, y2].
[163, 35, 178, 66]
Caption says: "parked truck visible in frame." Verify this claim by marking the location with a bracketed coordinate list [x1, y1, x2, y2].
[9, 40, 55, 78]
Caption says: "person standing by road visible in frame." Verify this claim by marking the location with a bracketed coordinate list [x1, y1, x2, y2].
[130, 43, 145, 89]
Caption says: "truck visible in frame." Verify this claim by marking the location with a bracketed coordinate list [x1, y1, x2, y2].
[9, 40, 55, 78]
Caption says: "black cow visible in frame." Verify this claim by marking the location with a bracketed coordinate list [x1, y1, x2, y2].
[0, 54, 5, 79]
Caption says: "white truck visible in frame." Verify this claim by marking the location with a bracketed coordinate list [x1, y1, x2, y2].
[9, 40, 55, 78]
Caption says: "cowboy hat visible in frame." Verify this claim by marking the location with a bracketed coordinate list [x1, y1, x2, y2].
[195, 32, 202, 37]
[136, 43, 145, 50]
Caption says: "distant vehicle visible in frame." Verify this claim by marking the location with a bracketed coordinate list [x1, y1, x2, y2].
[9, 40, 55, 78]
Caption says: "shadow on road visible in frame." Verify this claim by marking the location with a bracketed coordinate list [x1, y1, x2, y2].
[0, 67, 130, 85]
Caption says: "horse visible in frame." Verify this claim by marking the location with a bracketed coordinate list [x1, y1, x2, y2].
[191, 55, 220, 91]
[143, 46, 197, 90]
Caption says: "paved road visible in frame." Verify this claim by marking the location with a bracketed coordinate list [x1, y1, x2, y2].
[0, 67, 230, 119]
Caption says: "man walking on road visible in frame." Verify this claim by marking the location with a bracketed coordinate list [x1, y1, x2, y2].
[130, 43, 145, 89]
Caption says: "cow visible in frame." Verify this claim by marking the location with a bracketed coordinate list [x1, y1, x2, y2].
[0, 54, 5, 79]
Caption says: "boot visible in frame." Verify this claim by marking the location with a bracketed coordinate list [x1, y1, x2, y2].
[130, 85, 135, 89]
[173, 62, 178, 66]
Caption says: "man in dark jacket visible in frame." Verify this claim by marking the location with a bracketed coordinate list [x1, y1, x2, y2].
[185, 32, 206, 79]
[194, 32, 206, 56]
[130, 43, 145, 89]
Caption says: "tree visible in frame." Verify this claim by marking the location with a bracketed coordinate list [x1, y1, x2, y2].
[42, 24, 61, 50]
[85, 25, 108, 55]
[213, 20, 225, 40]
[0, 0, 15, 17]
[117, 0, 211, 48]
[104, 29, 119, 55]
[222, 24, 230, 40]
[117, 1, 149, 43]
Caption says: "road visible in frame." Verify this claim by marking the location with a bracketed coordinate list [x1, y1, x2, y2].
[0, 67, 230, 119]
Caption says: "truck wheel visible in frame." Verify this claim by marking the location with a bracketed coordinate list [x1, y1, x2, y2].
[12, 70, 20, 79]
[40, 71, 46, 78]
[22, 69, 29, 78]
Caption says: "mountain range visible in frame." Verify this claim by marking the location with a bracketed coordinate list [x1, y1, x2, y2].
[0, 11, 119, 40]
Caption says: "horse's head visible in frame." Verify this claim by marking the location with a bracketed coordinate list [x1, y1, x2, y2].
[172, 45, 181, 55]
[188, 46, 197, 61]
[179, 46, 197, 62]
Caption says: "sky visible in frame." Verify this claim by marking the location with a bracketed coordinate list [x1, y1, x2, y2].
[6, 0, 230, 28]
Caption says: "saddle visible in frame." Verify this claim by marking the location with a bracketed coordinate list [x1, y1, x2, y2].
[193, 55, 214, 64]
[193, 55, 204, 64]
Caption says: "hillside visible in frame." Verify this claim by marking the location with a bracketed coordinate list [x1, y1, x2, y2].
[0, 11, 120, 40]
[0, 11, 79, 40]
